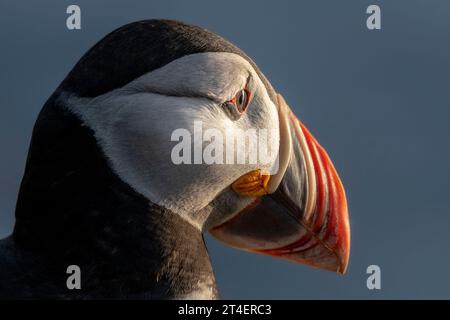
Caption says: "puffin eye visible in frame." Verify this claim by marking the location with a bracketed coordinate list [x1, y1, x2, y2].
[224, 89, 251, 120]
[222, 88, 252, 120]
[235, 89, 250, 113]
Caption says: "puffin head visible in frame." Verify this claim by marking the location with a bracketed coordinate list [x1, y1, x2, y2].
[27, 20, 350, 275]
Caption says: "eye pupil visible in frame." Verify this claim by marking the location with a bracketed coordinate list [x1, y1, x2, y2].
[238, 91, 244, 105]
[237, 89, 248, 112]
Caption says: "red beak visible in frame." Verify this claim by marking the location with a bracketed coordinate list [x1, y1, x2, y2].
[210, 95, 350, 274]
[256, 115, 350, 273]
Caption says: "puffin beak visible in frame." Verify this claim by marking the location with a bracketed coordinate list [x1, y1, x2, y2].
[209, 94, 350, 274]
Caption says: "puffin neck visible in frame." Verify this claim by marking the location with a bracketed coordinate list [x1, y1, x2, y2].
[12, 96, 217, 298]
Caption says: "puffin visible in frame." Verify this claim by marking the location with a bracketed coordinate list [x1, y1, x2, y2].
[0, 19, 350, 299]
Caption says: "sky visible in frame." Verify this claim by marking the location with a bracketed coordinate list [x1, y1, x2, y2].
[0, 0, 449, 299]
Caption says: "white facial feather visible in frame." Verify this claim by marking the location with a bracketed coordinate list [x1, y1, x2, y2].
[63, 52, 279, 230]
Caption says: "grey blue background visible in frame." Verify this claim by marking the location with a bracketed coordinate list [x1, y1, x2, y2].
[1, 0, 449, 299]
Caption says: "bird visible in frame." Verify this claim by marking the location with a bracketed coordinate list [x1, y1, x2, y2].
[0, 19, 350, 299]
